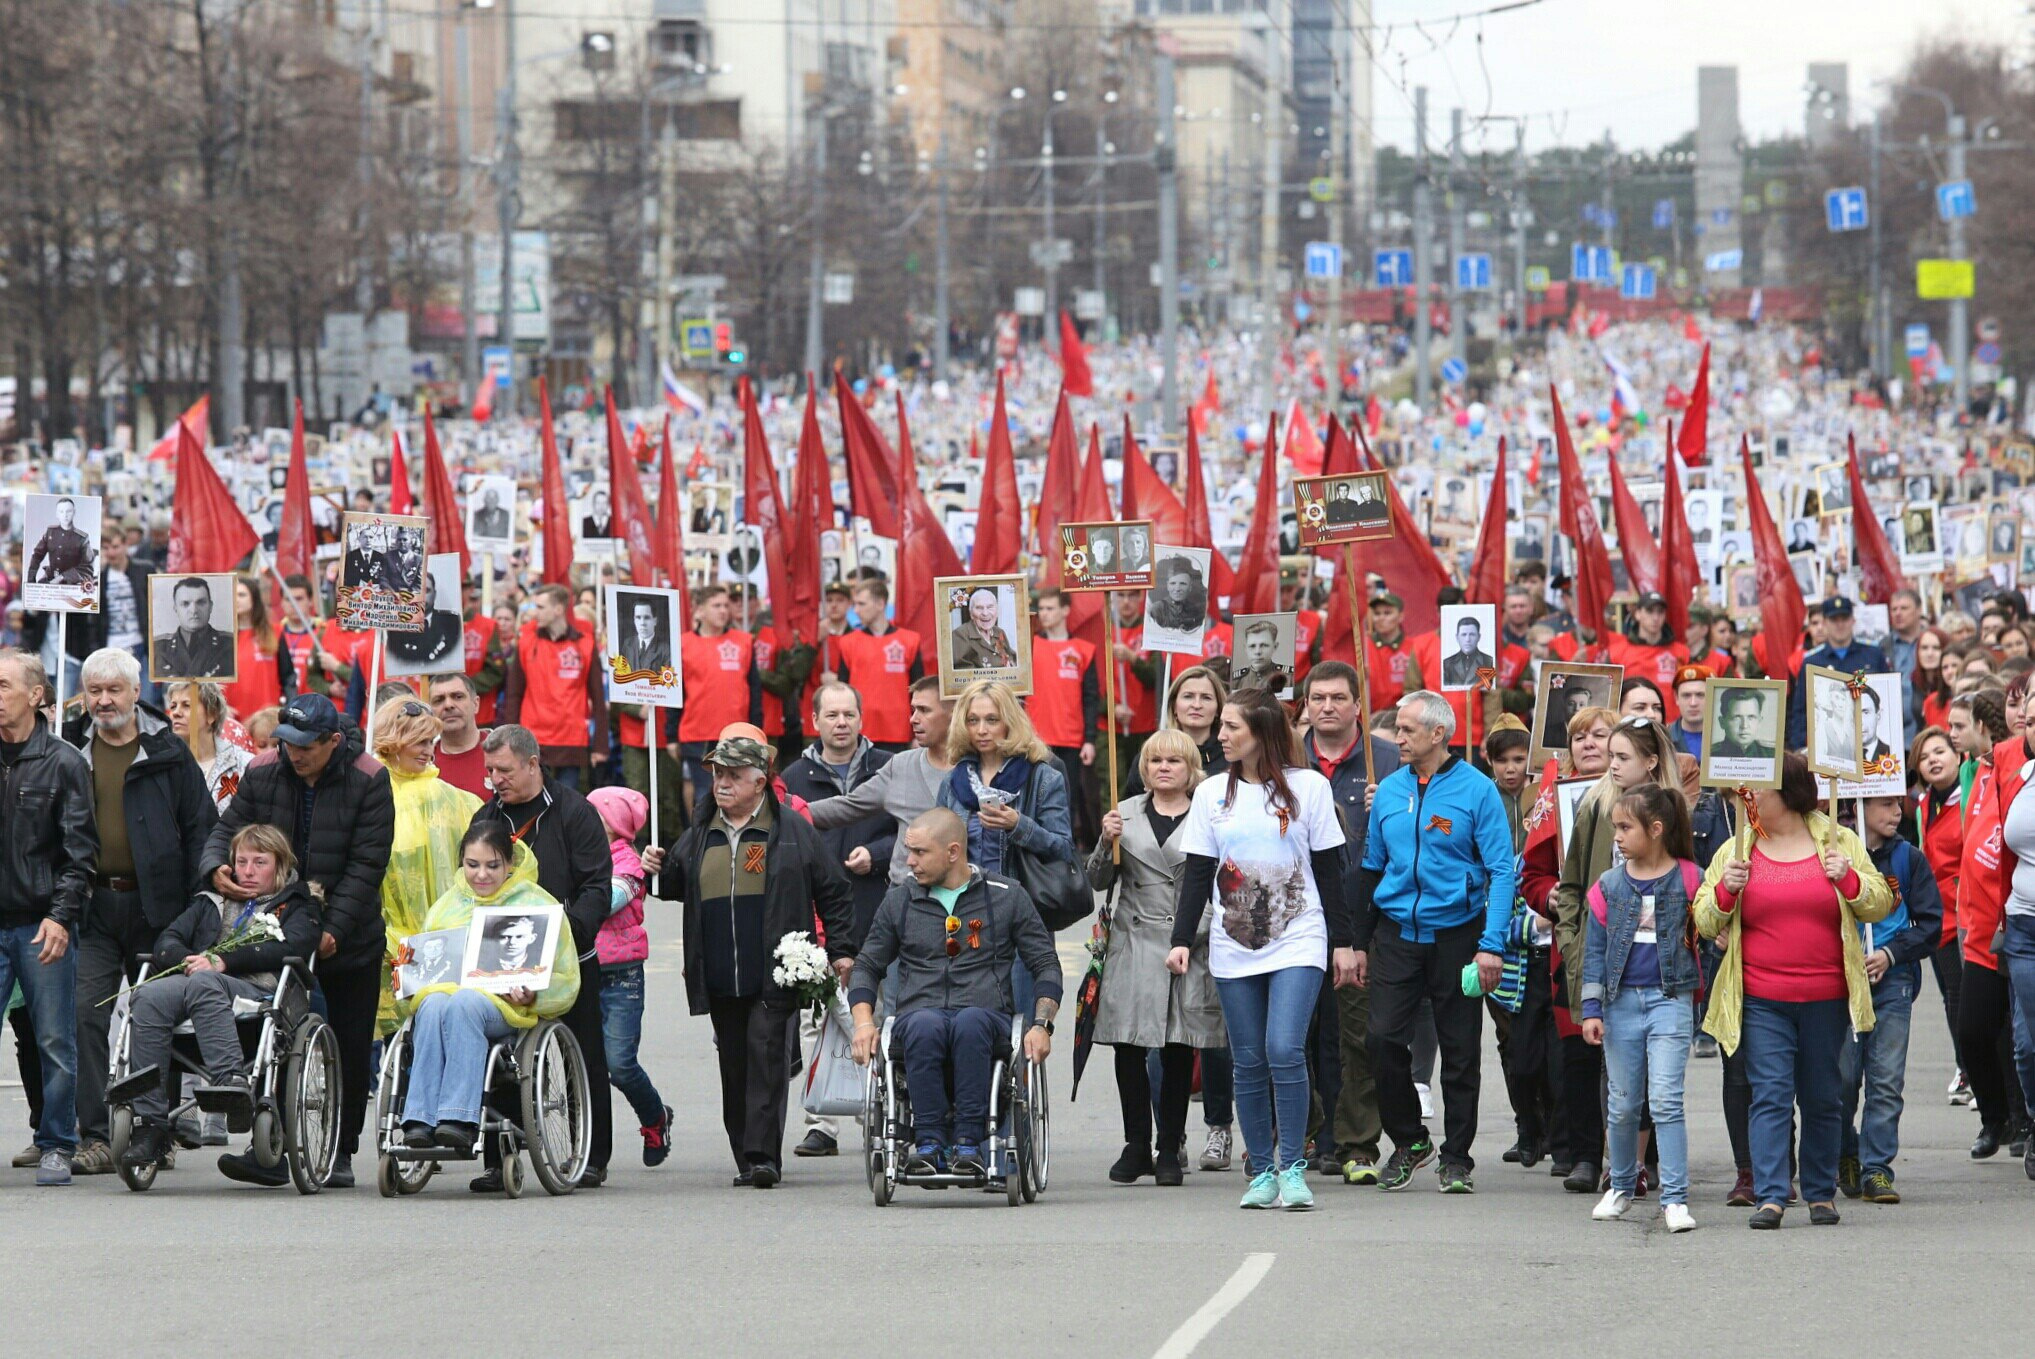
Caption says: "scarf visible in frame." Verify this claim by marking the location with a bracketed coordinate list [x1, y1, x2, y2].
[946, 753, 1033, 814]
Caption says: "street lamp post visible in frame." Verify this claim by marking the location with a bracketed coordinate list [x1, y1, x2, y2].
[1895, 84, 1970, 411]
[493, 0, 519, 418]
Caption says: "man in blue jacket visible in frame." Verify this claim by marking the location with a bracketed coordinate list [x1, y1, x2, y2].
[1352, 690, 1517, 1194]
[1785, 597, 1889, 750]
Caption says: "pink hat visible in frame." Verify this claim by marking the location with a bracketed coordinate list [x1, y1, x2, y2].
[587, 785, 648, 842]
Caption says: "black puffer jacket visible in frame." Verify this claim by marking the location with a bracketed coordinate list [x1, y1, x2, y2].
[199, 721, 393, 973]
[63, 705, 216, 930]
[0, 725, 98, 932]
[151, 877, 323, 991]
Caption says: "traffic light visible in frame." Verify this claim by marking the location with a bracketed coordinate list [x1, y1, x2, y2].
[713, 321, 732, 354]
[724, 347, 747, 366]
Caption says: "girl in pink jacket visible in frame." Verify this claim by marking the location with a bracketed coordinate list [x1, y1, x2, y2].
[587, 786, 673, 1167]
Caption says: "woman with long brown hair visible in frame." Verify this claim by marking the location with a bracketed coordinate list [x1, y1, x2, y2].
[1168, 688, 1355, 1211]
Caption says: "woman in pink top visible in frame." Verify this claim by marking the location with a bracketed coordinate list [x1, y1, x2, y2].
[1692, 753, 1892, 1231]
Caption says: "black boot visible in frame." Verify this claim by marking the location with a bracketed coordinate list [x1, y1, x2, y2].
[1108, 1143, 1156, 1184]
[120, 1120, 172, 1171]
[217, 1146, 289, 1188]
[1154, 1148, 1184, 1186]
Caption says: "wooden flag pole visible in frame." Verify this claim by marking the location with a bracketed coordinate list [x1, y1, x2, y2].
[1344, 544, 1375, 786]
[1104, 609, 1121, 865]
[54, 614, 67, 722]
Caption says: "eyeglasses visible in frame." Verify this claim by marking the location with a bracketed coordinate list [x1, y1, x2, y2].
[944, 914, 961, 958]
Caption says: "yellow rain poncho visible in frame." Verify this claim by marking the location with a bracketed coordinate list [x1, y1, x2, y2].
[402, 840, 580, 1029]
[377, 765, 483, 1032]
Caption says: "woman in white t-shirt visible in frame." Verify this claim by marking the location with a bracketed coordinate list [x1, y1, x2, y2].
[1168, 688, 1358, 1211]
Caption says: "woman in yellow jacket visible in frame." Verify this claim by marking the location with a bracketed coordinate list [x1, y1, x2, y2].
[373, 696, 482, 1034]
[395, 822, 580, 1149]
[1692, 753, 1893, 1230]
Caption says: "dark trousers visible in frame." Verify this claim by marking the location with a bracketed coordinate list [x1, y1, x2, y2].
[1503, 946, 1563, 1153]
[1050, 745, 1100, 851]
[73, 888, 153, 1146]
[1115, 1042, 1194, 1150]
[1957, 960, 2029, 1131]
[1561, 1034, 1603, 1167]
[1368, 919, 1484, 1165]
[707, 992, 794, 1172]
[321, 962, 382, 1158]
[1331, 981, 1382, 1162]
[894, 1006, 1006, 1145]
[1305, 968, 1342, 1156]
[1932, 935, 1963, 1050]
[565, 968, 614, 1170]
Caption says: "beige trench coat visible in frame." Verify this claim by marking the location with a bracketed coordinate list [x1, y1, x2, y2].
[1085, 794, 1227, 1049]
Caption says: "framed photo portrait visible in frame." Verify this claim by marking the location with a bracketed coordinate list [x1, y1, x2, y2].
[1555, 779, 1597, 856]
[687, 482, 735, 550]
[461, 903, 564, 995]
[147, 573, 238, 682]
[1724, 562, 1761, 618]
[1988, 504, 2022, 564]
[1814, 462, 1851, 516]
[1899, 501, 1943, 574]
[1437, 603, 1498, 693]
[466, 474, 517, 554]
[1803, 664, 1865, 781]
[23, 492, 103, 613]
[1529, 662, 1622, 768]
[1143, 546, 1212, 656]
[337, 511, 428, 632]
[855, 533, 898, 584]
[1060, 519, 1154, 591]
[384, 554, 465, 676]
[1293, 470, 1393, 547]
[1698, 678, 1786, 790]
[1834, 672, 1904, 798]
[1228, 611, 1297, 700]
[933, 574, 1031, 697]
[604, 585, 686, 707]
[394, 926, 466, 999]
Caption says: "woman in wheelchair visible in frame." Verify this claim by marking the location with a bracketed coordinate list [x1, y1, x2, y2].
[120, 825, 321, 1171]
[394, 821, 579, 1151]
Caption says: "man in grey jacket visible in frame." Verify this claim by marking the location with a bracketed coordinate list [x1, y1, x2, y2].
[808, 676, 954, 885]
[848, 808, 1061, 1178]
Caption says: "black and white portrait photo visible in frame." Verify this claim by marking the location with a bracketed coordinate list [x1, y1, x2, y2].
[1988, 505, 2021, 563]
[1228, 612, 1297, 700]
[1294, 470, 1392, 547]
[1834, 673, 1906, 797]
[578, 488, 613, 543]
[1814, 461, 1852, 516]
[604, 585, 686, 707]
[461, 904, 564, 994]
[1438, 603, 1498, 692]
[1143, 548, 1211, 656]
[688, 482, 735, 549]
[1785, 517, 1819, 555]
[23, 492, 103, 613]
[1699, 679, 1786, 790]
[338, 511, 428, 632]
[856, 533, 897, 584]
[1806, 665, 1864, 781]
[1904, 474, 1934, 502]
[385, 554, 465, 676]
[147, 573, 238, 682]
[395, 927, 466, 998]
[466, 474, 517, 552]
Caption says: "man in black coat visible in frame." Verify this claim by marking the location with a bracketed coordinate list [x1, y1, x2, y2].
[63, 648, 216, 1174]
[471, 723, 617, 1189]
[201, 693, 393, 1188]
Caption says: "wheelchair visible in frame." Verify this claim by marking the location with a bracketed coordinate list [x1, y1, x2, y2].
[371, 1007, 590, 1198]
[861, 1014, 1050, 1207]
[105, 955, 342, 1194]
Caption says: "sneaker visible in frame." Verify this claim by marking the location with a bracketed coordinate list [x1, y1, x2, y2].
[1416, 1082, 1436, 1121]
[1726, 1169, 1756, 1207]
[1200, 1125, 1233, 1171]
[644, 1106, 676, 1166]
[1837, 1155, 1862, 1199]
[792, 1127, 836, 1158]
[325, 1153, 355, 1189]
[1239, 1167, 1281, 1209]
[1379, 1139, 1435, 1191]
[217, 1148, 289, 1188]
[1563, 1160, 1599, 1194]
[1278, 1162, 1315, 1210]
[1948, 1070, 1973, 1105]
[906, 1140, 944, 1176]
[36, 1149, 72, 1186]
[1592, 1188, 1633, 1220]
[173, 1111, 206, 1150]
[10, 1144, 38, 1168]
[1633, 1167, 1651, 1200]
[1436, 1160, 1474, 1194]
[68, 1140, 116, 1175]
[1341, 1156, 1379, 1185]
[471, 1169, 504, 1193]
[1860, 1170, 1900, 1203]
[1693, 1034, 1719, 1059]
[1663, 1203, 1697, 1233]
[1108, 1143, 1156, 1184]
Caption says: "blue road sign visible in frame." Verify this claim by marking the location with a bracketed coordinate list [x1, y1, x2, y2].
[1704, 248, 1743, 273]
[1303, 241, 1343, 279]
[1620, 264, 1657, 300]
[1440, 357, 1467, 385]
[1976, 341, 2002, 365]
[1936, 179, 1975, 220]
[1570, 243, 1612, 283]
[1652, 199, 1676, 229]
[1904, 323, 1930, 358]
[1711, 208, 1733, 227]
[1455, 253, 1492, 290]
[1374, 248, 1413, 286]
[1824, 186, 1868, 232]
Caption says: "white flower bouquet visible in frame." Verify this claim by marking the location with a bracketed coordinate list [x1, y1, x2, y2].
[771, 930, 837, 1015]
[100, 910, 285, 1005]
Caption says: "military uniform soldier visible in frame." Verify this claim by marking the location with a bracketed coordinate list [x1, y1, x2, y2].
[30, 497, 97, 585]
[152, 577, 235, 678]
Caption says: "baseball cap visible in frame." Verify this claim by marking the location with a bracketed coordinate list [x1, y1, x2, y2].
[1820, 596, 1855, 618]
[1368, 592, 1403, 610]
[1635, 591, 1669, 611]
[703, 723, 773, 771]
[274, 693, 342, 747]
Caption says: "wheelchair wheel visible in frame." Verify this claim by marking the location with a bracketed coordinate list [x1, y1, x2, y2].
[519, 1021, 589, 1196]
[376, 1154, 400, 1198]
[373, 1028, 433, 1194]
[501, 1142, 525, 1200]
[251, 1108, 284, 1170]
[283, 1016, 342, 1195]
[110, 1105, 134, 1163]
[1026, 1061, 1049, 1196]
[118, 1154, 158, 1193]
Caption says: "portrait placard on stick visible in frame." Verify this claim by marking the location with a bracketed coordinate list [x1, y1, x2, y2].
[933, 574, 1031, 698]
[1060, 520, 1154, 592]
[1699, 678, 1786, 790]
[1803, 664, 1864, 782]
[1293, 471, 1393, 547]
[338, 512, 428, 632]
[1142, 546, 1211, 656]
[147, 573, 239, 683]
[604, 585, 686, 707]
[1528, 662, 1622, 769]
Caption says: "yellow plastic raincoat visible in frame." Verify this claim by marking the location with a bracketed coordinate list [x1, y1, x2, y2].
[402, 840, 580, 1029]
[377, 764, 483, 1031]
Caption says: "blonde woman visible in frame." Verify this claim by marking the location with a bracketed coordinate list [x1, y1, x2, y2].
[165, 681, 252, 811]
[371, 695, 482, 1033]
[1088, 728, 1222, 1186]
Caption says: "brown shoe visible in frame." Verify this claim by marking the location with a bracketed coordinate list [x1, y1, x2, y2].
[1725, 1168, 1755, 1207]
[69, 1141, 117, 1176]
[10, 1144, 38, 1169]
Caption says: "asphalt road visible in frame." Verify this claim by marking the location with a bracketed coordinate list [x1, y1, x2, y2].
[2, 927, 2030, 1356]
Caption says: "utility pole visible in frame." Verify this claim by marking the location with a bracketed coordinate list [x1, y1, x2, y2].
[1412, 85, 1431, 413]
[1600, 130, 1616, 249]
[1867, 114, 1883, 379]
[1447, 107, 1466, 374]
[934, 127, 950, 382]
[1947, 112, 1970, 412]
[1324, 22, 1346, 395]
[1042, 98, 1058, 335]
[218, 1, 247, 434]
[657, 116, 678, 390]
[455, 8, 479, 404]
[1093, 120, 1107, 320]
[494, 0, 519, 419]
[1512, 122, 1529, 339]
[804, 104, 828, 380]
[1157, 46, 1180, 431]
[353, 14, 378, 422]
[1254, 2, 1285, 418]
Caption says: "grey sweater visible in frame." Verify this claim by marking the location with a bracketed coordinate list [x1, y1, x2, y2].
[807, 747, 950, 885]
[848, 868, 1065, 1016]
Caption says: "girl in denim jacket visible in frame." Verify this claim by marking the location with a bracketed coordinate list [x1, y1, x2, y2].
[1581, 784, 1703, 1233]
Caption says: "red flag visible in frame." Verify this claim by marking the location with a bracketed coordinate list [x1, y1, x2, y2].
[1658, 436, 1702, 641]
[1466, 436, 1511, 605]
[420, 408, 471, 582]
[740, 378, 797, 640]
[776, 383, 831, 647]
[1283, 401, 1325, 476]
[1847, 432, 1909, 604]
[1348, 420, 1451, 636]
[1741, 435, 1805, 676]
[1190, 368, 1221, 434]
[1231, 414, 1283, 616]
[1056, 312, 1093, 398]
[1552, 386, 1615, 640]
[654, 418, 690, 625]
[603, 389, 657, 586]
[168, 418, 257, 574]
[537, 378, 573, 586]
[147, 395, 210, 463]
[892, 393, 967, 645]
[1682, 314, 1704, 344]
[972, 373, 1023, 573]
[1120, 417, 1188, 547]
[1182, 416, 1235, 618]
[1676, 342, 1710, 466]
[388, 430, 414, 516]
[835, 372, 900, 538]
[275, 400, 316, 585]
[1606, 451, 1663, 598]
[1037, 389, 1081, 582]
[470, 374, 494, 424]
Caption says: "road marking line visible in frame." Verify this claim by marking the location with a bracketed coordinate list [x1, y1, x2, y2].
[1152, 1253, 1276, 1359]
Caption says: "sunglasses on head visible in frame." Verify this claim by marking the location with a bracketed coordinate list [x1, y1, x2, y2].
[399, 701, 429, 718]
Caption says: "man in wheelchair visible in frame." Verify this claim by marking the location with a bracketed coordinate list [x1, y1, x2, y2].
[119, 826, 320, 1172]
[848, 809, 1061, 1178]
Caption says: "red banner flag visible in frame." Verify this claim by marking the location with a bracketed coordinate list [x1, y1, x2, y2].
[603, 388, 657, 586]
[1283, 401, 1325, 476]
[835, 371, 900, 539]
[1182, 414, 1235, 618]
[147, 395, 210, 463]
[1676, 342, 1710, 466]
[1057, 311, 1093, 398]
[893, 392, 967, 645]
[1037, 389, 1081, 583]
[1552, 385, 1615, 640]
[780, 381, 832, 647]
[1847, 432, 1910, 604]
[388, 430, 415, 516]
[739, 377, 797, 640]
[1190, 368, 1220, 434]
[654, 417, 690, 628]
[275, 400, 316, 586]
[1349, 420, 1452, 637]
[1466, 436, 1511, 606]
[1120, 417, 1188, 547]
[972, 372, 1023, 574]
[538, 378, 574, 586]
[420, 408, 471, 582]
[168, 418, 257, 574]
[1742, 435, 1805, 677]
[1658, 434, 1701, 641]
[1231, 414, 1283, 616]
[1606, 450, 1663, 599]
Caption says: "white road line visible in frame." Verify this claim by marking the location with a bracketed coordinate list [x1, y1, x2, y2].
[1151, 1253, 1277, 1359]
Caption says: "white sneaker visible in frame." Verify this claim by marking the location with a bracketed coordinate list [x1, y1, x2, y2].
[1663, 1203, 1697, 1233]
[1416, 1082, 1435, 1121]
[1948, 1071, 1972, 1106]
[1200, 1125, 1233, 1172]
[1591, 1188, 1633, 1221]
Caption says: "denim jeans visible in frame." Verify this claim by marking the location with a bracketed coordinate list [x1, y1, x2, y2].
[2000, 915, 2035, 1110]
[1601, 985, 1694, 1205]
[1214, 966, 1322, 1173]
[0, 923, 78, 1153]
[599, 963, 667, 1128]
[894, 1006, 1007, 1145]
[401, 989, 515, 1126]
[1742, 994, 1850, 1206]
[1840, 967, 1916, 1175]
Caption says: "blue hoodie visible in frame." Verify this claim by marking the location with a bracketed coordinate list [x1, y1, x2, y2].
[1358, 754, 1517, 954]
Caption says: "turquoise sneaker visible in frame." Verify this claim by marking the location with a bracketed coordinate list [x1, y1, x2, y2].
[1239, 1167, 1281, 1209]
[1278, 1161, 1315, 1211]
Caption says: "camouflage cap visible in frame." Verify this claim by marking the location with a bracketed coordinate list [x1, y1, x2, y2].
[703, 734, 773, 772]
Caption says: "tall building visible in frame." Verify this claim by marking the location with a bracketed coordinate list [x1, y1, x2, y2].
[1695, 66, 1743, 290]
[892, 0, 1007, 168]
[1291, 0, 1372, 239]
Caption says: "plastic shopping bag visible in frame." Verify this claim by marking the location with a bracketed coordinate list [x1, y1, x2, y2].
[800, 993, 865, 1117]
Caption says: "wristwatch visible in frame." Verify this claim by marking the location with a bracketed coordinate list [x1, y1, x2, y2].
[1029, 1018, 1055, 1035]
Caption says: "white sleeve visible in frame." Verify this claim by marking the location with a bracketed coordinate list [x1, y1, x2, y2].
[1180, 782, 1220, 859]
[1295, 770, 1346, 852]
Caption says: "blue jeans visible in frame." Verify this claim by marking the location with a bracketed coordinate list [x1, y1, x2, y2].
[894, 1006, 1007, 1145]
[1839, 967, 1915, 1175]
[1601, 985, 1694, 1205]
[599, 963, 666, 1127]
[401, 990, 516, 1126]
[0, 923, 77, 1152]
[1999, 915, 2035, 1109]
[1214, 966, 1321, 1173]
[1742, 994, 1850, 1206]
